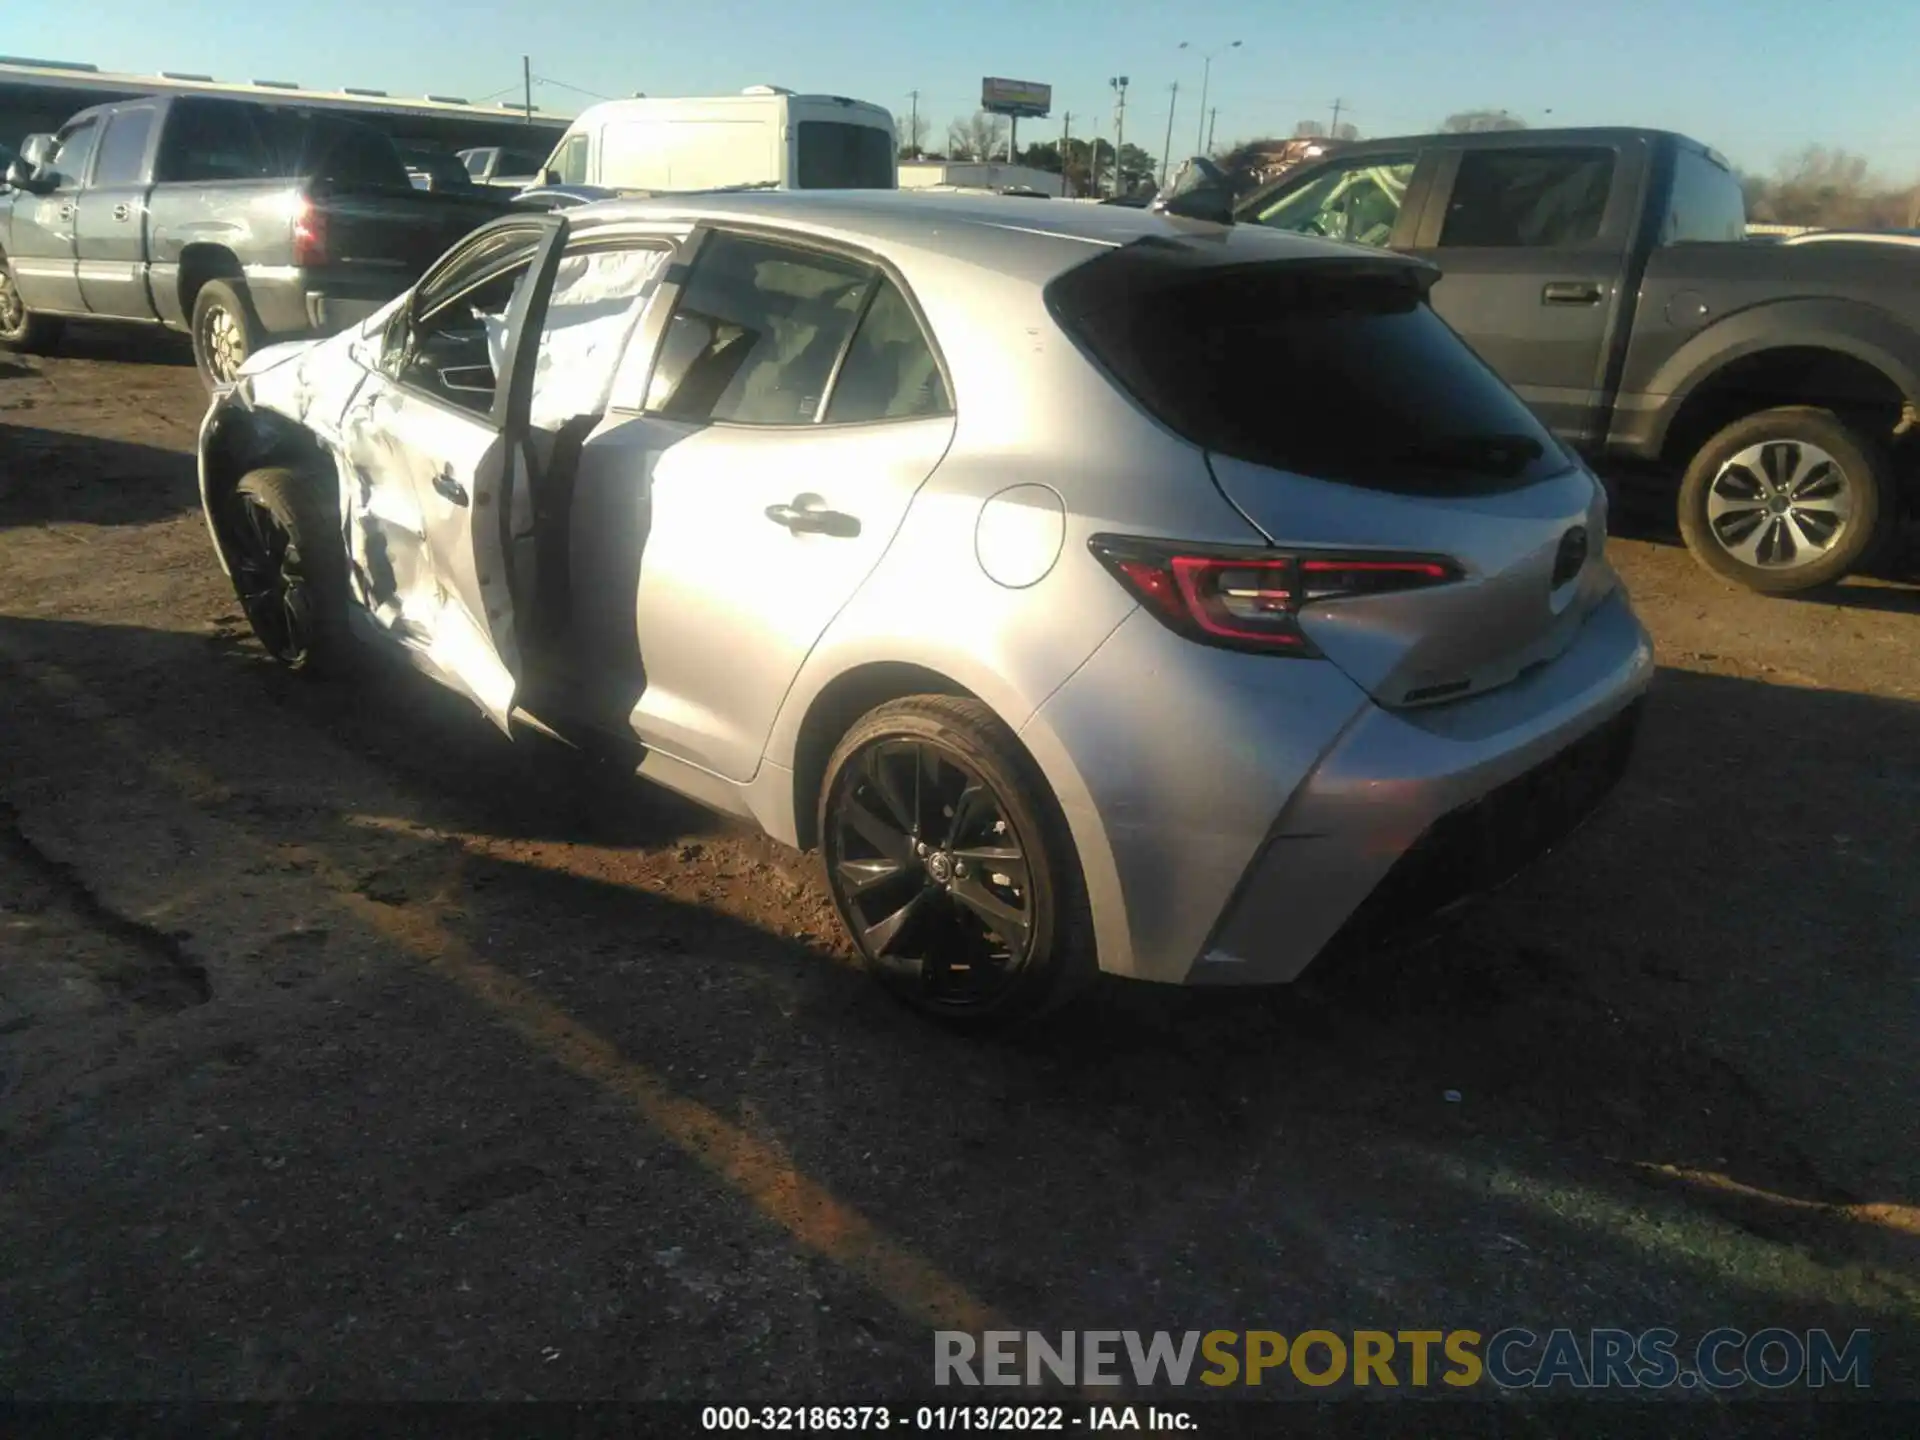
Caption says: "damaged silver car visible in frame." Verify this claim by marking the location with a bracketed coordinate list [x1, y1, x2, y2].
[199, 193, 1651, 1025]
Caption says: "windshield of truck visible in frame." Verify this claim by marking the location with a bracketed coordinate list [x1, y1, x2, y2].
[794, 121, 894, 189]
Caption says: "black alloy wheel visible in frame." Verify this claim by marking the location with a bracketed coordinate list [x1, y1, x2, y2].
[825, 729, 1045, 1019]
[226, 478, 317, 668]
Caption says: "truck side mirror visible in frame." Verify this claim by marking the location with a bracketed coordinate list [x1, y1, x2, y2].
[1151, 156, 1237, 224]
[5, 160, 53, 195]
[541, 168, 560, 187]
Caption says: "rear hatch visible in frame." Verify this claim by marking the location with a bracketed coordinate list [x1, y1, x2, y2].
[1049, 239, 1611, 707]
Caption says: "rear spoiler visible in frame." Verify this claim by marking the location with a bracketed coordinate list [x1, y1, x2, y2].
[1046, 235, 1440, 330]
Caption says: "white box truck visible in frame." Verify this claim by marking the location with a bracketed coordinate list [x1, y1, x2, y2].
[538, 87, 896, 192]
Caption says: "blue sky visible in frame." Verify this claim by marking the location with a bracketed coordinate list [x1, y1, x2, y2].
[12, 0, 1918, 177]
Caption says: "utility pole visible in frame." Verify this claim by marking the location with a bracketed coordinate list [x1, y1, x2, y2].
[1110, 75, 1129, 198]
[908, 89, 920, 158]
[1329, 97, 1345, 139]
[1061, 110, 1071, 196]
[522, 55, 533, 123]
[1159, 81, 1179, 190]
[1207, 107, 1218, 154]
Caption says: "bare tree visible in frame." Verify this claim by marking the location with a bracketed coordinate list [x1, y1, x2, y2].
[1743, 146, 1911, 229]
[895, 111, 930, 160]
[1292, 120, 1326, 138]
[946, 112, 1009, 162]
[1440, 109, 1527, 133]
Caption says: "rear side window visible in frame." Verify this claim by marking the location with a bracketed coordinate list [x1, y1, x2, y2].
[1049, 247, 1570, 494]
[1663, 148, 1746, 243]
[795, 122, 895, 189]
[823, 279, 949, 423]
[92, 108, 155, 187]
[1439, 148, 1615, 248]
[48, 121, 100, 188]
[158, 101, 268, 182]
[645, 233, 873, 425]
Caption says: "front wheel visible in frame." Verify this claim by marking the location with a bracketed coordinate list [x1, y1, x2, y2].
[1677, 407, 1893, 594]
[221, 467, 350, 674]
[818, 696, 1095, 1028]
[0, 255, 63, 353]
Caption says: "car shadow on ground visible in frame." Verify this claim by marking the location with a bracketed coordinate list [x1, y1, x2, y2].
[3, 614, 1916, 1400]
[1604, 475, 1920, 611]
[39, 322, 196, 368]
[0, 425, 200, 530]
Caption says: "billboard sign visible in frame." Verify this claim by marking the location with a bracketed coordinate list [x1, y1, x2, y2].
[981, 77, 1051, 119]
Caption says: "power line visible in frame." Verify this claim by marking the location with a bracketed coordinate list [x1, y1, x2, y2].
[533, 74, 616, 101]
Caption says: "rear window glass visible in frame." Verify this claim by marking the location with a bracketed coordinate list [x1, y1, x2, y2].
[1439, 148, 1615, 248]
[248, 111, 409, 187]
[795, 122, 895, 189]
[1663, 148, 1746, 243]
[1049, 247, 1571, 494]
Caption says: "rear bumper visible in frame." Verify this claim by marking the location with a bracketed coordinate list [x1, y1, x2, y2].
[241, 266, 404, 338]
[304, 292, 388, 331]
[1192, 587, 1653, 985]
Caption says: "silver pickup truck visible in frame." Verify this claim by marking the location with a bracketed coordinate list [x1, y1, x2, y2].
[1, 94, 513, 386]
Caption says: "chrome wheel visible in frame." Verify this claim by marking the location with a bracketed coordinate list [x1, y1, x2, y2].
[200, 303, 246, 382]
[226, 489, 311, 664]
[826, 737, 1035, 1012]
[1705, 440, 1854, 571]
[0, 268, 25, 339]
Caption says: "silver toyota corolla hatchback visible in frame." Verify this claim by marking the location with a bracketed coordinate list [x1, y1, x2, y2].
[197, 190, 1652, 1025]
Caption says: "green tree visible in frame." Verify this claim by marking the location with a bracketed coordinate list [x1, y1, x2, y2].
[1117, 143, 1157, 194]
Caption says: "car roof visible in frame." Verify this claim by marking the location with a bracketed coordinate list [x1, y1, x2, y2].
[1300, 125, 1708, 156]
[564, 187, 1393, 283]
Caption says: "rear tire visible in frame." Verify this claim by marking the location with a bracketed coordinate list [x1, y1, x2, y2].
[0, 253, 63, 354]
[191, 278, 265, 388]
[817, 696, 1096, 1029]
[1677, 407, 1892, 594]
[221, 467, 351, 675]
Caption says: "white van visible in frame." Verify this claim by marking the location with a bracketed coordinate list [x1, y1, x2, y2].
[539, 88, 897, 193]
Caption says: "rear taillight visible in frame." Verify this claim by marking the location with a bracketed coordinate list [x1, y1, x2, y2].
[1090, 535, 1460, 657]
[292, 198, 328, 267]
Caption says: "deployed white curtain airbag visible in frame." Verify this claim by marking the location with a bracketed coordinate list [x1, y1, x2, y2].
[482, 247, 670, 431]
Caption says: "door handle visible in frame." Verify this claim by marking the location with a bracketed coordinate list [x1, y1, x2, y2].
[112, 202, 132, 222]
[57, 203, 75, 221]
[765, 500, 860, 538]
[1542, 281, 1603, 307]
[432, 471, 470, 506]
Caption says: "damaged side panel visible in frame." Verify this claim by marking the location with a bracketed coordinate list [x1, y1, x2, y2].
[340, 382, 521, 727]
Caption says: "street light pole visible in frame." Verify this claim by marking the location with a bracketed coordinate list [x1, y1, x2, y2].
[1195, 40, 1238, 153]
[1159, 81, 1178, 190]
[1110, 75, 1129, 198]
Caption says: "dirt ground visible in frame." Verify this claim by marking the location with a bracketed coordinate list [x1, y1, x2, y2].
[1, 328, 1916, 1411]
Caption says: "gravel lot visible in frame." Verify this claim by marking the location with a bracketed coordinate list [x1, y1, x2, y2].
[2, 329, 1916, 1411]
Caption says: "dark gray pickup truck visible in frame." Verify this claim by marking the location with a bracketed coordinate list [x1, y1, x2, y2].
[0, 95, 514, 386]
[1234, 128, 1920, 593]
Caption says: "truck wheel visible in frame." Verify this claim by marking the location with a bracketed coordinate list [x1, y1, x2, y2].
[0, 254, 63, 354]
[192, 279, 265, 388]
[1677, 407, 1893, 594]
[221, 467, 351, 675]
